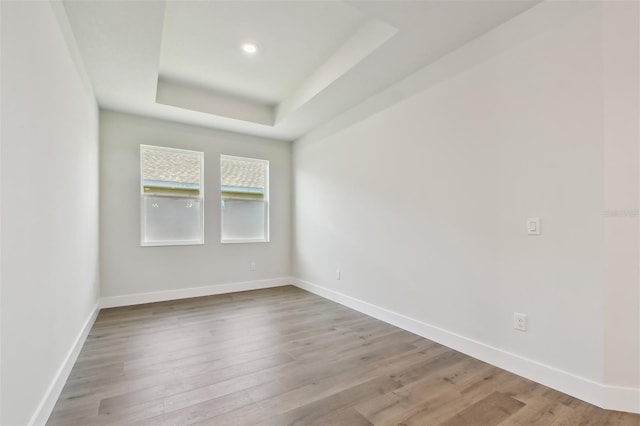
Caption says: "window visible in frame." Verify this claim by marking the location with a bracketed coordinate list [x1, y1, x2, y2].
[140, 145, 204, 246]
[220, 155, 269, 243]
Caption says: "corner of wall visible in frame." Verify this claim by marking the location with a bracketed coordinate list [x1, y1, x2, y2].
[49, 0, 97, 109]
[28, 303, 100, 426]
[292, 279, 640, 414]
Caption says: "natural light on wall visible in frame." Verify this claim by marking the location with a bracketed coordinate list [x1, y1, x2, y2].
[140, 145, 204, 246]
[220, 155, 269, 243]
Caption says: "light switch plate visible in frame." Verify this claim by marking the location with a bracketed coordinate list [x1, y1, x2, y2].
[527, 217, 540, 235]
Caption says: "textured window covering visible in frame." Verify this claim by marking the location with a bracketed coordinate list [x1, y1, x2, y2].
[141, 145, 204, 245]
[142, 147, 201, 196]
[220, 155, 268, 242]
[142, 148, 201, 184]
[221, 157, 265, 197]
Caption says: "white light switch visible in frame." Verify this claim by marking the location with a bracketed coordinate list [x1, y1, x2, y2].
[527, 217, 540, 235]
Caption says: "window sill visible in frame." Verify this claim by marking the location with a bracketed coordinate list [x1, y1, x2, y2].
[141, 240, 204, 247]
[221, 238, 269, 244]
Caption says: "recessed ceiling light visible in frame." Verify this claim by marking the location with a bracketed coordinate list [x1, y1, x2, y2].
[240, 42, 258, 55]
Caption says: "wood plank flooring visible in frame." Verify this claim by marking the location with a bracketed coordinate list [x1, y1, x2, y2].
[48, 286, 640, 425]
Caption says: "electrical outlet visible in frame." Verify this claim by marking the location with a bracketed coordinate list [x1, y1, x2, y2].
[249, 262, 256, 271]
[336, 269, 341, 280]
[513, 312, 527, 331]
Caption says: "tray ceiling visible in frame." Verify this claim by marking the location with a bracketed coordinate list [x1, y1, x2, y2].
[61, 0, 539, 141]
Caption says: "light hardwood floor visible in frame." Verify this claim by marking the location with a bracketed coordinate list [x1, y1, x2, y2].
[48, 286, 639, 425]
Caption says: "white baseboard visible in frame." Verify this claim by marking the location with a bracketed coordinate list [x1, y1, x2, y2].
[603, 385, 640, 414]
[29, 302, 101, 426]
[28, 276, 638, 426]
[30, 277, 293, 425]
[293, 278, 640, 414]
[99, 277, 294, 309]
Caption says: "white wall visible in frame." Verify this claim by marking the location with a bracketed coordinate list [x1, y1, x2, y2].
[602, 1, 640, 406]
[0, 2, 635, 423]
[100, 111, 291, 301]
[293, 1, 639, 412]
[0, 1, 100, 424]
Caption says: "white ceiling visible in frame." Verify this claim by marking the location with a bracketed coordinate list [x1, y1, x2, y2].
[62, 0, 539, 141]
[160, 1, 366, 104]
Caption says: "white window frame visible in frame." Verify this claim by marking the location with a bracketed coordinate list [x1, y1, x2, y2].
[220, 155, 269, 244]
[140, 144, 205, 247]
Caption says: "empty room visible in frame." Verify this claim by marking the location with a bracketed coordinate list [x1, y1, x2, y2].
[1, 0, 639, 425]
